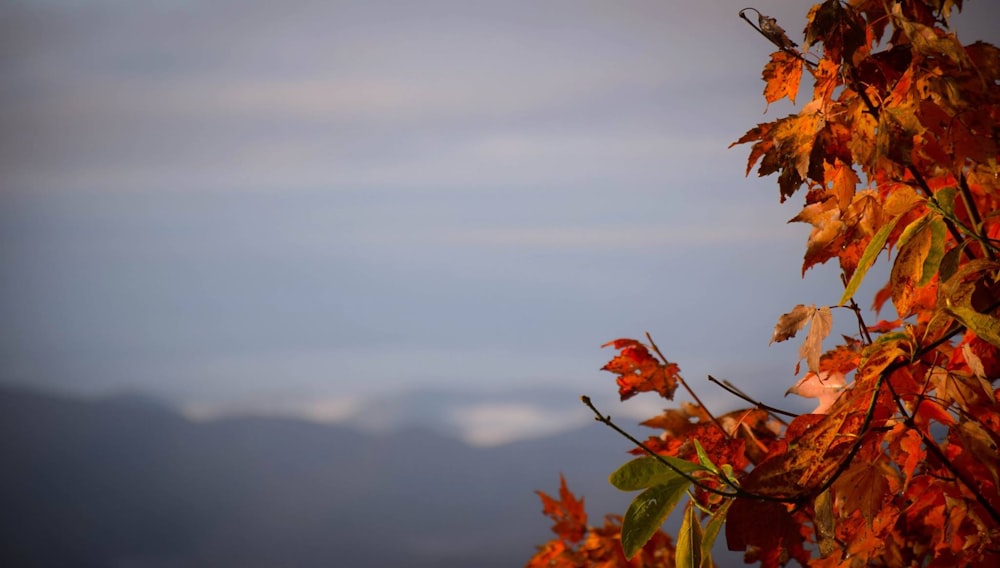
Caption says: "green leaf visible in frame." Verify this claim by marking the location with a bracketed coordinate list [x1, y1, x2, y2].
[701, 499, 733, 563]
[621, 477, 691, 559]
[720, 464, 736, 481]
[692, 439, 719, 474]
[676, 503, 704, 568]
[926, 186, 957, 218]
[839, 212, 904, 306]
[873, 331, 911, 345]
[609, 456, 705, 491]
[919, 216, 947, 286]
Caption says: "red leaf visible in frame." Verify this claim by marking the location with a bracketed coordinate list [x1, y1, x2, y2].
[601, 339, 681, 401]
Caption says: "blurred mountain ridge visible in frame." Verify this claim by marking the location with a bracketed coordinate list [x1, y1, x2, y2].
[0, 384, 641, 568]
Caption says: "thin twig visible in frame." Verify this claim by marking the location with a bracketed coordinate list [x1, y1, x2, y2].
[645, 332, 731, 439]
[738, 8, 817, 68]
[707, 375, 797, 420]
[840, 273, 873, 345]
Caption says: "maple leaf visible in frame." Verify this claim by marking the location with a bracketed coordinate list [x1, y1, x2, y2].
[887, 423, 924, 492]
[601, 339, 681, 401]
[833, 452, 900, 528]
[762, 51, 804, 106]
[789, 197, 845, 274]
[771, 304, 834, 375]
[785, 370, 847, 414]
[536, 474, 587, 544]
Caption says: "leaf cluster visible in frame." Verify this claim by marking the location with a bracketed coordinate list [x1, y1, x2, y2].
[530, 1, 1000, 566]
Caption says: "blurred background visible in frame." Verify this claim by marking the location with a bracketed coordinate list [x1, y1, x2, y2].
[2, 1, 995, 566]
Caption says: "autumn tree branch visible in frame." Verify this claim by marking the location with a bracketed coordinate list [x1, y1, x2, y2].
[882, 368, 1000, 525]
[580, 395, 797, 504]
[738, 8, 816, 68]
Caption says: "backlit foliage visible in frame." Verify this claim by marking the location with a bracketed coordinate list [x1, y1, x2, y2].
[530, 1, 1000, 566]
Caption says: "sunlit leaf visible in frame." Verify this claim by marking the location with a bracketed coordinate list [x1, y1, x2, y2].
[919, 216, 947, 286]
[786, 371, 847, 414]
[891, 213, 935, 316]
[762, 50, 804, 105]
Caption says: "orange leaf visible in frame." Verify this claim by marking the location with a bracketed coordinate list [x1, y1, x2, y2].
[762, 50, 804, 106]
[536, 474, 587, 544]
[789, 197, 845, 274]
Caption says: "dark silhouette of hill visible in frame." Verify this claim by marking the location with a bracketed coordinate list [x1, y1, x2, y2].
[0, 386, 637, 567]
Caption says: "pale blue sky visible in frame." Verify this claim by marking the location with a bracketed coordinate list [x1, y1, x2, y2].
[4, 1, 992, 441]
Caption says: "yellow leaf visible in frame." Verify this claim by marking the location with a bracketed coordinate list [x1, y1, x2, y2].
[890, 213, 934, 317]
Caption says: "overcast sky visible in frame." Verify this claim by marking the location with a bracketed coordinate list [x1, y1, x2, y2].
[3, 1, 995, 441]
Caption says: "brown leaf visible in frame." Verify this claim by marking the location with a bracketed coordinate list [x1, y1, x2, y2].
[757, 14, 798, 51]
[799, 306, 833, 375]
[771, 304, 814, 344]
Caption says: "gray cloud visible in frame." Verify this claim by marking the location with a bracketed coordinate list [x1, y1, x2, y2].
[1, 0, 867, 439]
